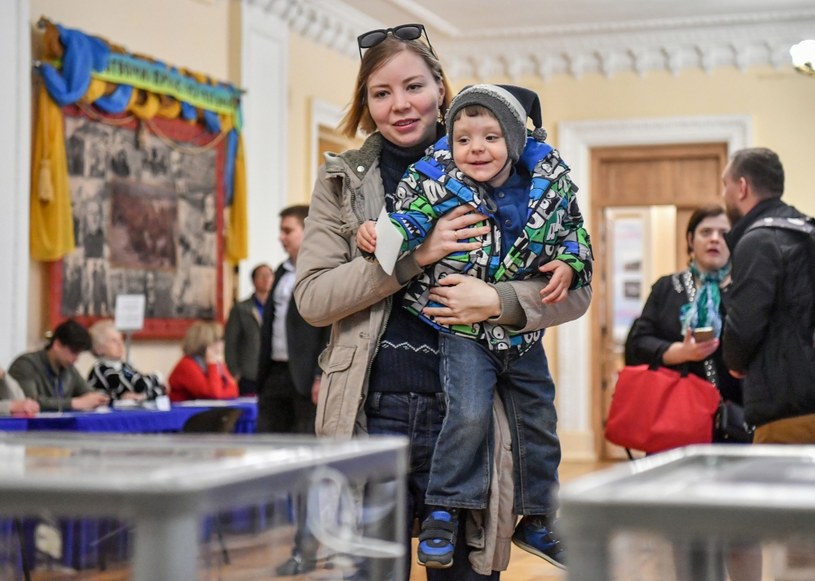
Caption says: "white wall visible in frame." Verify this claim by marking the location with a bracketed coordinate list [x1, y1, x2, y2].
[237, 2, 289, 298]
[0, 0, 31, 368]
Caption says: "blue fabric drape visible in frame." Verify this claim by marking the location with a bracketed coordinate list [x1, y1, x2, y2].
[40, 25, 110, 107]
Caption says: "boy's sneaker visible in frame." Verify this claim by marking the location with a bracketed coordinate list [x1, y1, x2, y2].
[417, 508, 459, 569]
[511, 515, 566, 570]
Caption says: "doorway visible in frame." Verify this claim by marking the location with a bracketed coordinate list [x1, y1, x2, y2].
[591, 142, 728, 459]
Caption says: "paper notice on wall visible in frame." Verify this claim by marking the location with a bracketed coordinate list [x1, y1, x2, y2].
[115, 294, 146, 332]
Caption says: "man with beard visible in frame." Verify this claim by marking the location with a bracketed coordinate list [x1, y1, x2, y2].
[721, 147, 815, 443]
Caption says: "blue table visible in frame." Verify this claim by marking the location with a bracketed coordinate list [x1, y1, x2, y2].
[0, 400, 258, 571]
[0, 400, 257, 434]
[0, 418, 27, 431]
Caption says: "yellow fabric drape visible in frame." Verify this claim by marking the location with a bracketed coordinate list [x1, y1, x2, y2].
[157, 95, 181, 119]
[80, 78, 107, 104]
[225, 136, 248, 264]
[129, 90, 161, 119]
[30, 84, 74, 261]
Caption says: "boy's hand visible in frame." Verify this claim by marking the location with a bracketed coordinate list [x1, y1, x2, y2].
[539, 260, 574, 304]
[414, 205, 488, 267]
[356, 221, 377, 254]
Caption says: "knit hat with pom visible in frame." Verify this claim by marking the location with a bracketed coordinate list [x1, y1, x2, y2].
[445, 84, 545, 165]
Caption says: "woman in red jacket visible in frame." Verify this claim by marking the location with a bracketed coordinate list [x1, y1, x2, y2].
[168, 321, 238, 402]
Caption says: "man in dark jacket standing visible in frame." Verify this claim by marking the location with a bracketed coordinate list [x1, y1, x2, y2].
[721, 147, 815, 443]
[256, 204, 329, 434]
[224, 263, 274, 395]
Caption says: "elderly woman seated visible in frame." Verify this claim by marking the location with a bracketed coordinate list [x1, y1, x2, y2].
[87, 320, 166, 401]
[168, 321, 238, 402]
[0, 366, 39, 416]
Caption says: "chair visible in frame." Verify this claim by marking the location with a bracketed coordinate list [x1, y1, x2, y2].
[13, 518, 31, 581]
[181, 407, 243, 434]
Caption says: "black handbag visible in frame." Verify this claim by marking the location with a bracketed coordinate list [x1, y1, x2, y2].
[714, 399, 754, 443]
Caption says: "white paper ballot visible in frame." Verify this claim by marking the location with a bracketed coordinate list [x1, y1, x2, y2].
[374, 207, 404, 276]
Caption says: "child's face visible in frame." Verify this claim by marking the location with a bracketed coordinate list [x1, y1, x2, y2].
[451, 113, 511, 187]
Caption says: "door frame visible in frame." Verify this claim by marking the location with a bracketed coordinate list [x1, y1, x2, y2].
[555, 115, 751, 461]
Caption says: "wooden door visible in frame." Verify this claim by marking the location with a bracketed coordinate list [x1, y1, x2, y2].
[590, 143, 728, 459]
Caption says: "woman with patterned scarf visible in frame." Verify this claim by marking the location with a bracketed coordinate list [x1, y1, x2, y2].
[624, 204, 759, 581]
[625, 204, 742, 416]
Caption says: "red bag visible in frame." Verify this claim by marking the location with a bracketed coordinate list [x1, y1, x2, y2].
[604, 364, 721, 454]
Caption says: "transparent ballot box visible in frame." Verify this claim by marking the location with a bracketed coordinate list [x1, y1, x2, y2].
[560, 445, 815, 581]
[0, 432, 408, 580]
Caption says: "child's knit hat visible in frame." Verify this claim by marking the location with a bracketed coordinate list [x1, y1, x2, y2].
[445, 84, 545, 165]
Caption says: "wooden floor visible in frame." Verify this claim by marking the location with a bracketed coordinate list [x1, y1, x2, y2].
[18, 461, 612, 581]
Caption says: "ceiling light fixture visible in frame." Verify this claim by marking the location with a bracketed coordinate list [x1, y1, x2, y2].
[790, 40, 815, 76]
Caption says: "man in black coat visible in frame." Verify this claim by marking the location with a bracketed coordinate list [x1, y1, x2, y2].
[722, 147, 815, 443]
[256, 204, 329, 434]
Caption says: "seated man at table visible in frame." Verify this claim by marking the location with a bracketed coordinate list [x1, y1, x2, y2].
[87, 319, 166, 401]
[0, 366, 39, 416]
[9, 319, 110, 411]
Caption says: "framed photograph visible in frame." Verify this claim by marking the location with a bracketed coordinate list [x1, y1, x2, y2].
[50, 106, 225, 338]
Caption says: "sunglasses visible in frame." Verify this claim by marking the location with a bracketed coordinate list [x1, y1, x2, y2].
[357, 23, 435, 59]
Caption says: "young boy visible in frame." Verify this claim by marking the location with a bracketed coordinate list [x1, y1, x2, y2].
[357, 84, 592, 570]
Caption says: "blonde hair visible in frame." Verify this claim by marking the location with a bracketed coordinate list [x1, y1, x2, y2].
[338, 36, 452, 139]
[182, 321, 223, 358]
[88, 319, 117, 357]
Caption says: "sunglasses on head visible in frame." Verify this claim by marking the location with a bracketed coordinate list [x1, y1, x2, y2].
[357, 23, 435, 59]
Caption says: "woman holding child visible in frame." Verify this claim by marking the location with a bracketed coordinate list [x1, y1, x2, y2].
[294, 23, 591, 579]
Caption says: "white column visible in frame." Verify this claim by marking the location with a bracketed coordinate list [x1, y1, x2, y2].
[238, 3, 289, 298]
[0, 0, 31, 365]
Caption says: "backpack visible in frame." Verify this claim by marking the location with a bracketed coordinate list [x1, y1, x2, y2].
[746, 216, 815, 345]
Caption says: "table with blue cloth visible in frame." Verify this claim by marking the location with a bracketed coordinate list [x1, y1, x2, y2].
[0, 418, 27, 431]
[0, 399, 257, 434]
[0, 398, 258, 571]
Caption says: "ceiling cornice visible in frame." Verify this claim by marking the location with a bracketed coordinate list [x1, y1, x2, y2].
[257, 0, 815, 80]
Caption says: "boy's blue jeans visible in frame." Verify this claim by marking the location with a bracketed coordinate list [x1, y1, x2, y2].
[425, 334, 561, 516]
[365, 392, 499, 580]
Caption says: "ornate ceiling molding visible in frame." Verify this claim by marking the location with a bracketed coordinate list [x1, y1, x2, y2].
[257, 0, 815, 80]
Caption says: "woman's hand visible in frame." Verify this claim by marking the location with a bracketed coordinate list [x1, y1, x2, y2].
[662, 329, 720, 365]
[413, 205, 490, 267]
[205, 343, 223, 365]
[423, 274, 501, 326]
